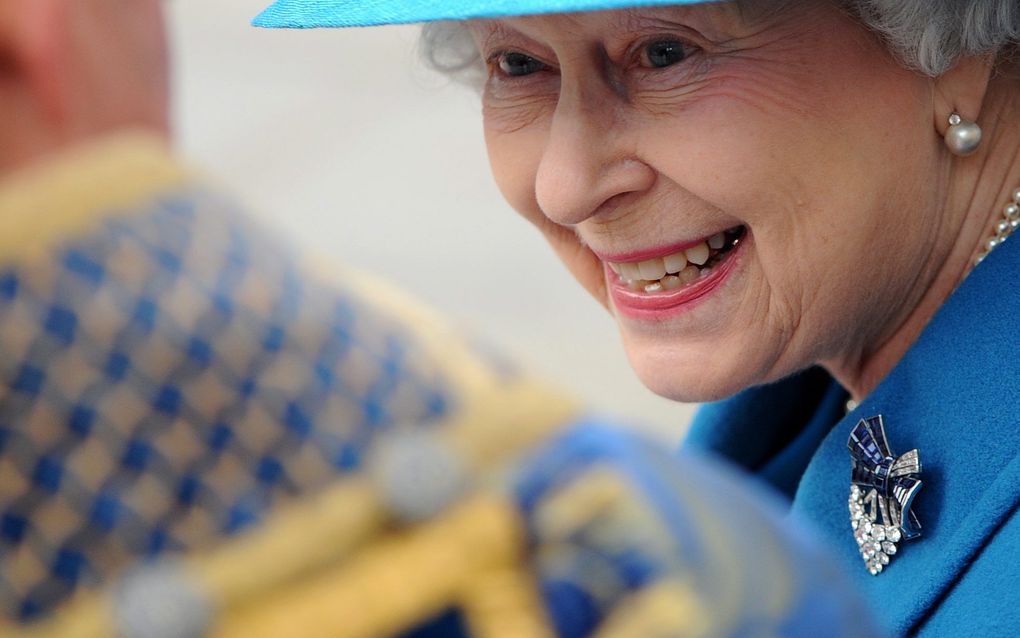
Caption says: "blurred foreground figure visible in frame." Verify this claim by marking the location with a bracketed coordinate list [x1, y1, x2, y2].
[0, 1, 878, 636]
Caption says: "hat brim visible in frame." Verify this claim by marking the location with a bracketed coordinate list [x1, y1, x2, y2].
[253, 0, 717, 29]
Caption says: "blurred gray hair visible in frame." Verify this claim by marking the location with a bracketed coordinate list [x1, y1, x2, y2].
[420, 0, 1020, 79]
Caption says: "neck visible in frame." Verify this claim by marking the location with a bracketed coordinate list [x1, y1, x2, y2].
[829, 75, 1020, 401]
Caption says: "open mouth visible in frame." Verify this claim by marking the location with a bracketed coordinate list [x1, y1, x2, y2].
[607, 226, 747, 293]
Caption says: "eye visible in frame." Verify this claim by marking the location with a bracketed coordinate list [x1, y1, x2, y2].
[497, 51, 546, 77]
[642, 39, 688, 68]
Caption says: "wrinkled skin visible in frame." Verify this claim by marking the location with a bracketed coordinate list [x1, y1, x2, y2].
[468, 2, 1020, 402]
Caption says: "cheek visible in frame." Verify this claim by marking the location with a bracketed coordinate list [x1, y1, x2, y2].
[613, 24, 934, 398]
[483, 122, 546, 225]
[637, 29, 929, 266]
[483, 121, 610, 305]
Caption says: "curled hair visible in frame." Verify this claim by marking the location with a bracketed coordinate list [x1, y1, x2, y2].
[846, 0, 1019, 74]
[420, 0, 1020, 79]
[419, 19, 483, 84]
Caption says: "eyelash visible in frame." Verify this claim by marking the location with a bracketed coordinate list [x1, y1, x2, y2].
[486, 36, 696, 81]
[487, 50, 548, 78]
[633, 37, 692, 69]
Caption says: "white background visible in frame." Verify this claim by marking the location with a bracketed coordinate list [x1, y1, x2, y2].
[166, 1, 696, 442]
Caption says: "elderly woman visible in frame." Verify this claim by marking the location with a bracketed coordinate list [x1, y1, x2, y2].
[255, 0, 1020, 635]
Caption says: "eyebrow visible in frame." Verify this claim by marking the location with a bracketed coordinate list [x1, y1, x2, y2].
[469, 2, 758, 55]
[475, 20, 520, 50]
[620, 3, 765, 31]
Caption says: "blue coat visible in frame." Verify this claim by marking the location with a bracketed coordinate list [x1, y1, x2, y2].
[686, 234, 1020, 636]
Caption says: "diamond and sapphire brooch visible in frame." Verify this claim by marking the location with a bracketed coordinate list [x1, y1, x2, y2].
[847, 416, 923, 575]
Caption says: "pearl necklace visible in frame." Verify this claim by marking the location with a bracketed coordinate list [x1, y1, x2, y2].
[975, 187, 1020, 266]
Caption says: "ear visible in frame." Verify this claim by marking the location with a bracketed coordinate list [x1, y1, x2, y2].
[933, 54, 996, 136]
[0, 0, 72, 130]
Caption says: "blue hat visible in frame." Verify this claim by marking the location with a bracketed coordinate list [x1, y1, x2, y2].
[254, 0, 715, 28]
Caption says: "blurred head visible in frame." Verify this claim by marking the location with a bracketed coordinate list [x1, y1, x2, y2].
[435, 0, 1020, 401]
[0, 0, 170, 175]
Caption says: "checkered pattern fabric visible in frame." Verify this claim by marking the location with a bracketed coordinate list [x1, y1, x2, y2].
[0, 188, 452, 622]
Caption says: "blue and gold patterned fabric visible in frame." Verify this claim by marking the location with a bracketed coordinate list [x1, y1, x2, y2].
[10, 415, 880, 638]
[0, 133, 575, 626]
[1, 132, 878, 637]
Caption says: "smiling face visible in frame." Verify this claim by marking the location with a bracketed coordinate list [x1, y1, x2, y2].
[467, 2, 948, 402]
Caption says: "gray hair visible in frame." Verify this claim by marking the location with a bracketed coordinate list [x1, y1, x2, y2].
[421, 0, 1020, 79]
[849, 0, 1019, 75]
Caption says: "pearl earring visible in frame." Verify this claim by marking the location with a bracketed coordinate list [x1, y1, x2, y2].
[944, 113, 982, 156]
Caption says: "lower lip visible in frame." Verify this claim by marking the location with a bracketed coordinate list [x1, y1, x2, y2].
[606, 239, 746, 320]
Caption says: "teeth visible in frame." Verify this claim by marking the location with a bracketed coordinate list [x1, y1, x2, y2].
[684, 242, 710, 266]
[663, 251, 687, 274]
[637, 258, 666, 281]
[678, 265, 700, 283]
[610, 226, 745, 294]
[619, 262, 642, 281]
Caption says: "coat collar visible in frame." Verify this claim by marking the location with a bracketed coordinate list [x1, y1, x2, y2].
[794, 235, 1020, 635]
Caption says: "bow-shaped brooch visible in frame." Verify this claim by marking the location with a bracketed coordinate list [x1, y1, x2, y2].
[846, 415, 922, 575]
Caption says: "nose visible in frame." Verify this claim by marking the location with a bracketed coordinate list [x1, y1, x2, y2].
[534, 86, 656, 227]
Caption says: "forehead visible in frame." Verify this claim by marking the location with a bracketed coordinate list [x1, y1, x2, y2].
[466, 2, 786, 44]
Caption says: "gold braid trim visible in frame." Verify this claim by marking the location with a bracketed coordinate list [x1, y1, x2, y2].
[0, 131, 192, 267]
[14, 379, 576, 637]
[459, 563, 555, 638]
[594, 579, 711, 638]
[213, 495, 543, 638]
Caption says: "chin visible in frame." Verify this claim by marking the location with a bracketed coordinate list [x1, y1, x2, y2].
[632, 363, 752, 404]
[619, 333, 770, 404]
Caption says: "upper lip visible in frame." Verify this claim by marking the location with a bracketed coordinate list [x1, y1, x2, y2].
[591, 228, 737, 264]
